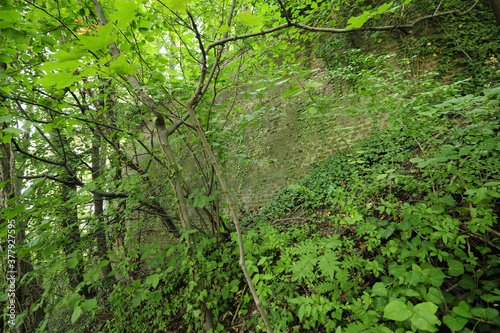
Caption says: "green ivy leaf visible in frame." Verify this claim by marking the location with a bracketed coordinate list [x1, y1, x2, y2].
[411, 302, 439, 332]
[427, 268, 445, 287]
[470, 307, 499, 321]
[443, 315, 468, 331]
[452, 301, 473, 318]
[383, 300, 413, 321]
[424, 287, 443, 305]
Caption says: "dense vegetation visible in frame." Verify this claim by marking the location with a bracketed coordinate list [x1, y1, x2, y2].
[0, 0, 499, 332]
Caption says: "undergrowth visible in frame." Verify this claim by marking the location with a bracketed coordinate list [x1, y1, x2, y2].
[76, 81, 500, 333]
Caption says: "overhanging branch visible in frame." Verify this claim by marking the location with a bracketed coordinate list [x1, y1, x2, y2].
[207, 0, 481, 52]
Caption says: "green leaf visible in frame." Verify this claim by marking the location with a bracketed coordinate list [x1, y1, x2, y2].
[109, 55, 136, 75]
[81, 298, 97, 311]
[443, 315, 468, 331]
[411, 302, 439, 332]
[71, 306, 82, 323]
[131, 293, 142, 307]
[483, 86, 500, 97]
[67, 257, 79, 269]
[80, 24, 118, 52]
[441, 195, 456, 207]
[424, 287, 443, 305]
[297, 304, 306, 321]
[0, 10, 22, 22]
[383, 300, 413, 321]
[109, 0, 138, 28]
[427, 268, 445, 287]
[282, 85, 301, 98]
[346, 11, 371, 29]
[239, 11, 264, 27]
[318, 252, 340, 279]
[2, 28, 28, 44]
[98, 260, 110, 268]
[292, 253, 319, 281]
[307, 106, 318, 114]
[2, 127, 22, 135]
[481, 293, 500, 303]
[470, 307, 499, 320]
[345, 3, 393, 29]
[217, 25, 230, 34]
[145, 274, 160, 288]
[53, 48, 86, 62]
[452, 301, 473, 319]
[487, 190, 500, 198]
[0, 114, 12, 123]
[163, 0, 192, 12]
[275, 78, 290, 85]
[37, 71, 82, 89]
[448, 260, 464, 277]
[304, 81, 322, 88]
[372, 282, 388, 297]
[66, 292, 81, 308]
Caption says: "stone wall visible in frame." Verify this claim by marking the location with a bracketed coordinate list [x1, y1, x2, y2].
[221, 65, 387, 213]
[132, 40, 392, 246]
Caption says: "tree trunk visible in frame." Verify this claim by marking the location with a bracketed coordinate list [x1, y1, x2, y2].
[92, 2, 216, 329]
[92, 130, 113, 280]
[0, 124, 44, 332]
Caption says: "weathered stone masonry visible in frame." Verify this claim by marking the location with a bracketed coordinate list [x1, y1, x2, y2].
[222, 58, 387, 212]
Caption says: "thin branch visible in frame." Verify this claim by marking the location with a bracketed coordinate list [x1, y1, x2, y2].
[17, 174, 83, 187]
[187, 10, 207, 66]
[277, 0, 291, 24]
[12, 139, 65, 167]
[24, 0, 80, 41]
[434, 0, 445, 15]
[207, 0, 481, 52]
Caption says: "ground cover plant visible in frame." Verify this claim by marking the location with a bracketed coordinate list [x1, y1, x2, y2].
[70, 81, 499, 332]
